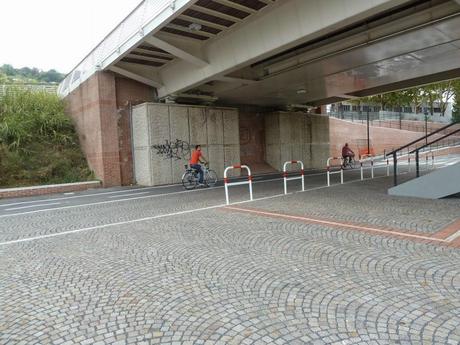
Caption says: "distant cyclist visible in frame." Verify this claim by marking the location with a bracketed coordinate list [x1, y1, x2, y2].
[189, 145, 208, 186]
[342, 143, 355, 166]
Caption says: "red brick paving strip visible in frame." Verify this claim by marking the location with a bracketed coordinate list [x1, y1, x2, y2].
[224, 206, 460, 248]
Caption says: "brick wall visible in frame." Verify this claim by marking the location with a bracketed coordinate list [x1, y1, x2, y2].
[65, 72, 120, 187]
[64, 72, 154, 187]
[329, 117, 441, 158]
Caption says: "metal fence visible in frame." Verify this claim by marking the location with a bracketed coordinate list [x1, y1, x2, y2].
[0, 84, 58, 98]
[58, 0, 175, 98]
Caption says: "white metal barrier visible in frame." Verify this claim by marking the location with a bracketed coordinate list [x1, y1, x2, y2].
[326, 157, 343, 187]
[359, 155, 374, 180]
[224, 165, 253, 205]
[283, 160, 305, 195]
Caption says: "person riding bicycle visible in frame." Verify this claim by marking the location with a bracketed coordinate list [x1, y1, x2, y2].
[189, 145, 208, 186]
[342, 143, 355, 167]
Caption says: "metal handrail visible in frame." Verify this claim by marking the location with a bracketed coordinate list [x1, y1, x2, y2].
[389, 121, 459, 186]
[387, 121, 459, 156]
[410, 128, 460, 178]
[409, 128, 460, 154]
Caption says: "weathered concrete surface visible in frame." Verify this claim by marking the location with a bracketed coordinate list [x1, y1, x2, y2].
[389, 162, 460, 199]
[132, 103, 241, 186]
[265, 112, 330, 171]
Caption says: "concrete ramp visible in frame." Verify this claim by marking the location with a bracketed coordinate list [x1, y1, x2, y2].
[388, 162, 460, 199]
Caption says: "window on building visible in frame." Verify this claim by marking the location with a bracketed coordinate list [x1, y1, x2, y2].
[404, 107, 412, 113]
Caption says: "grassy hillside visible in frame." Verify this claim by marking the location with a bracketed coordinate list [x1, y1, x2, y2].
[0, 87, 94, 188]
[0, 64, 65, 84]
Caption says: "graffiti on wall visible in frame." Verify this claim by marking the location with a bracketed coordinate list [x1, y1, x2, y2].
[152, 139, 191, 160]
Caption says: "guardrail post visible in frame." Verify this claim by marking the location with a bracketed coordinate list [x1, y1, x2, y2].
[393, 153, 398, 186]
[408, 154, 411, 173]
[327, 166, 330, 187]
[249, 174, 253, 201]
[371, 159, 374, 179]
[224, 165, 252, 205]
[415, 150, 420, 178]
[283, 160, 305, 194]
[432, 152, 435, 168]
[360, 162, 364, 181]
[340, 167, 344, 184]
[386, 159, 390, 176]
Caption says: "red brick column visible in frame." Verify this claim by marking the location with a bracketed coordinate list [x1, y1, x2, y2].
[65, 72, 121, 187]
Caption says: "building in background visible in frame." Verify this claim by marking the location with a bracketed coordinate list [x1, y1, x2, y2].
[329, 101, 453, 124]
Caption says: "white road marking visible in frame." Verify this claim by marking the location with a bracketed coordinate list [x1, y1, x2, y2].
[2, 156, 455, 219]
[0, 193, 285, 246]
[445, 230, 460, 242]
[107, 192, 150, 199]
[0, 189, 158, 207]
[0, 174, 396, 246]
[0, 167, 402, 218]
[5, 202, 61, 211]
[0, 189, 210, 218]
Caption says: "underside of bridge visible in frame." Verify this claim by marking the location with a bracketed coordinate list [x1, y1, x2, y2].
[102, 0, 460, 107]
[60, 0, 460, 186]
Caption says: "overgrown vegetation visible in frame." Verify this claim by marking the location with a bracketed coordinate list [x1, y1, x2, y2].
[0, 87, 93, 187]
[0, 64, 65, 84]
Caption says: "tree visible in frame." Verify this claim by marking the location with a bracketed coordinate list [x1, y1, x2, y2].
[420, 81, 456, 116]
[452, 79, 460, 123]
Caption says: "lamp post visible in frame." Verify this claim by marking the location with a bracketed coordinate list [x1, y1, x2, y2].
[367, 108, 370, 154]
[424, 110, 428, 144]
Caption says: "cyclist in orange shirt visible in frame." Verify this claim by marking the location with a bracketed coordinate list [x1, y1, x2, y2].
[189, 145, 208, 186]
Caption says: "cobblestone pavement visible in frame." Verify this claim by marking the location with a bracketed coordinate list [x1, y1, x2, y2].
[1, 170, 459, 344]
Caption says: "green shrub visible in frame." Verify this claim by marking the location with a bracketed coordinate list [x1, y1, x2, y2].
[0, 88, 93, 187]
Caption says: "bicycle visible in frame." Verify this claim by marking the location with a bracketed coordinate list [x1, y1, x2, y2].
[342, 156, 357, 169]
[181, 163, 218, 190]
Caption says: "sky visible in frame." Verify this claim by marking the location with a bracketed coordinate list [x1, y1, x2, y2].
[0, 0, 141, 74]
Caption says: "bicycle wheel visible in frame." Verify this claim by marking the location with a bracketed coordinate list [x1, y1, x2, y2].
[205, 169, 218, 187]
[182, 171, 197, 190]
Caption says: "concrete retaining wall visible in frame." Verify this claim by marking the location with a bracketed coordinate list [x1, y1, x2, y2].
[132, 103, 240, 186]
[265, 112, 330, 171]
[328, 117, 452, 157]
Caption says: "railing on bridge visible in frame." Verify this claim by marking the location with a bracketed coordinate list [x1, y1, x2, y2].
[58, 0, 175, 97]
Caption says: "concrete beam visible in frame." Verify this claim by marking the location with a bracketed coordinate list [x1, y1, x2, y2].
[190, 5, 242, 22]
[212, 0, 257, 14]
[216, 76, 258, 85]
[157, 0, 408, 98]
[165, 23, 216, 38]
[144, 36, 209, 67]
[109, 66, 163, 88]
[336, 94, 360, 100]
[179, 14, 228, 31]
